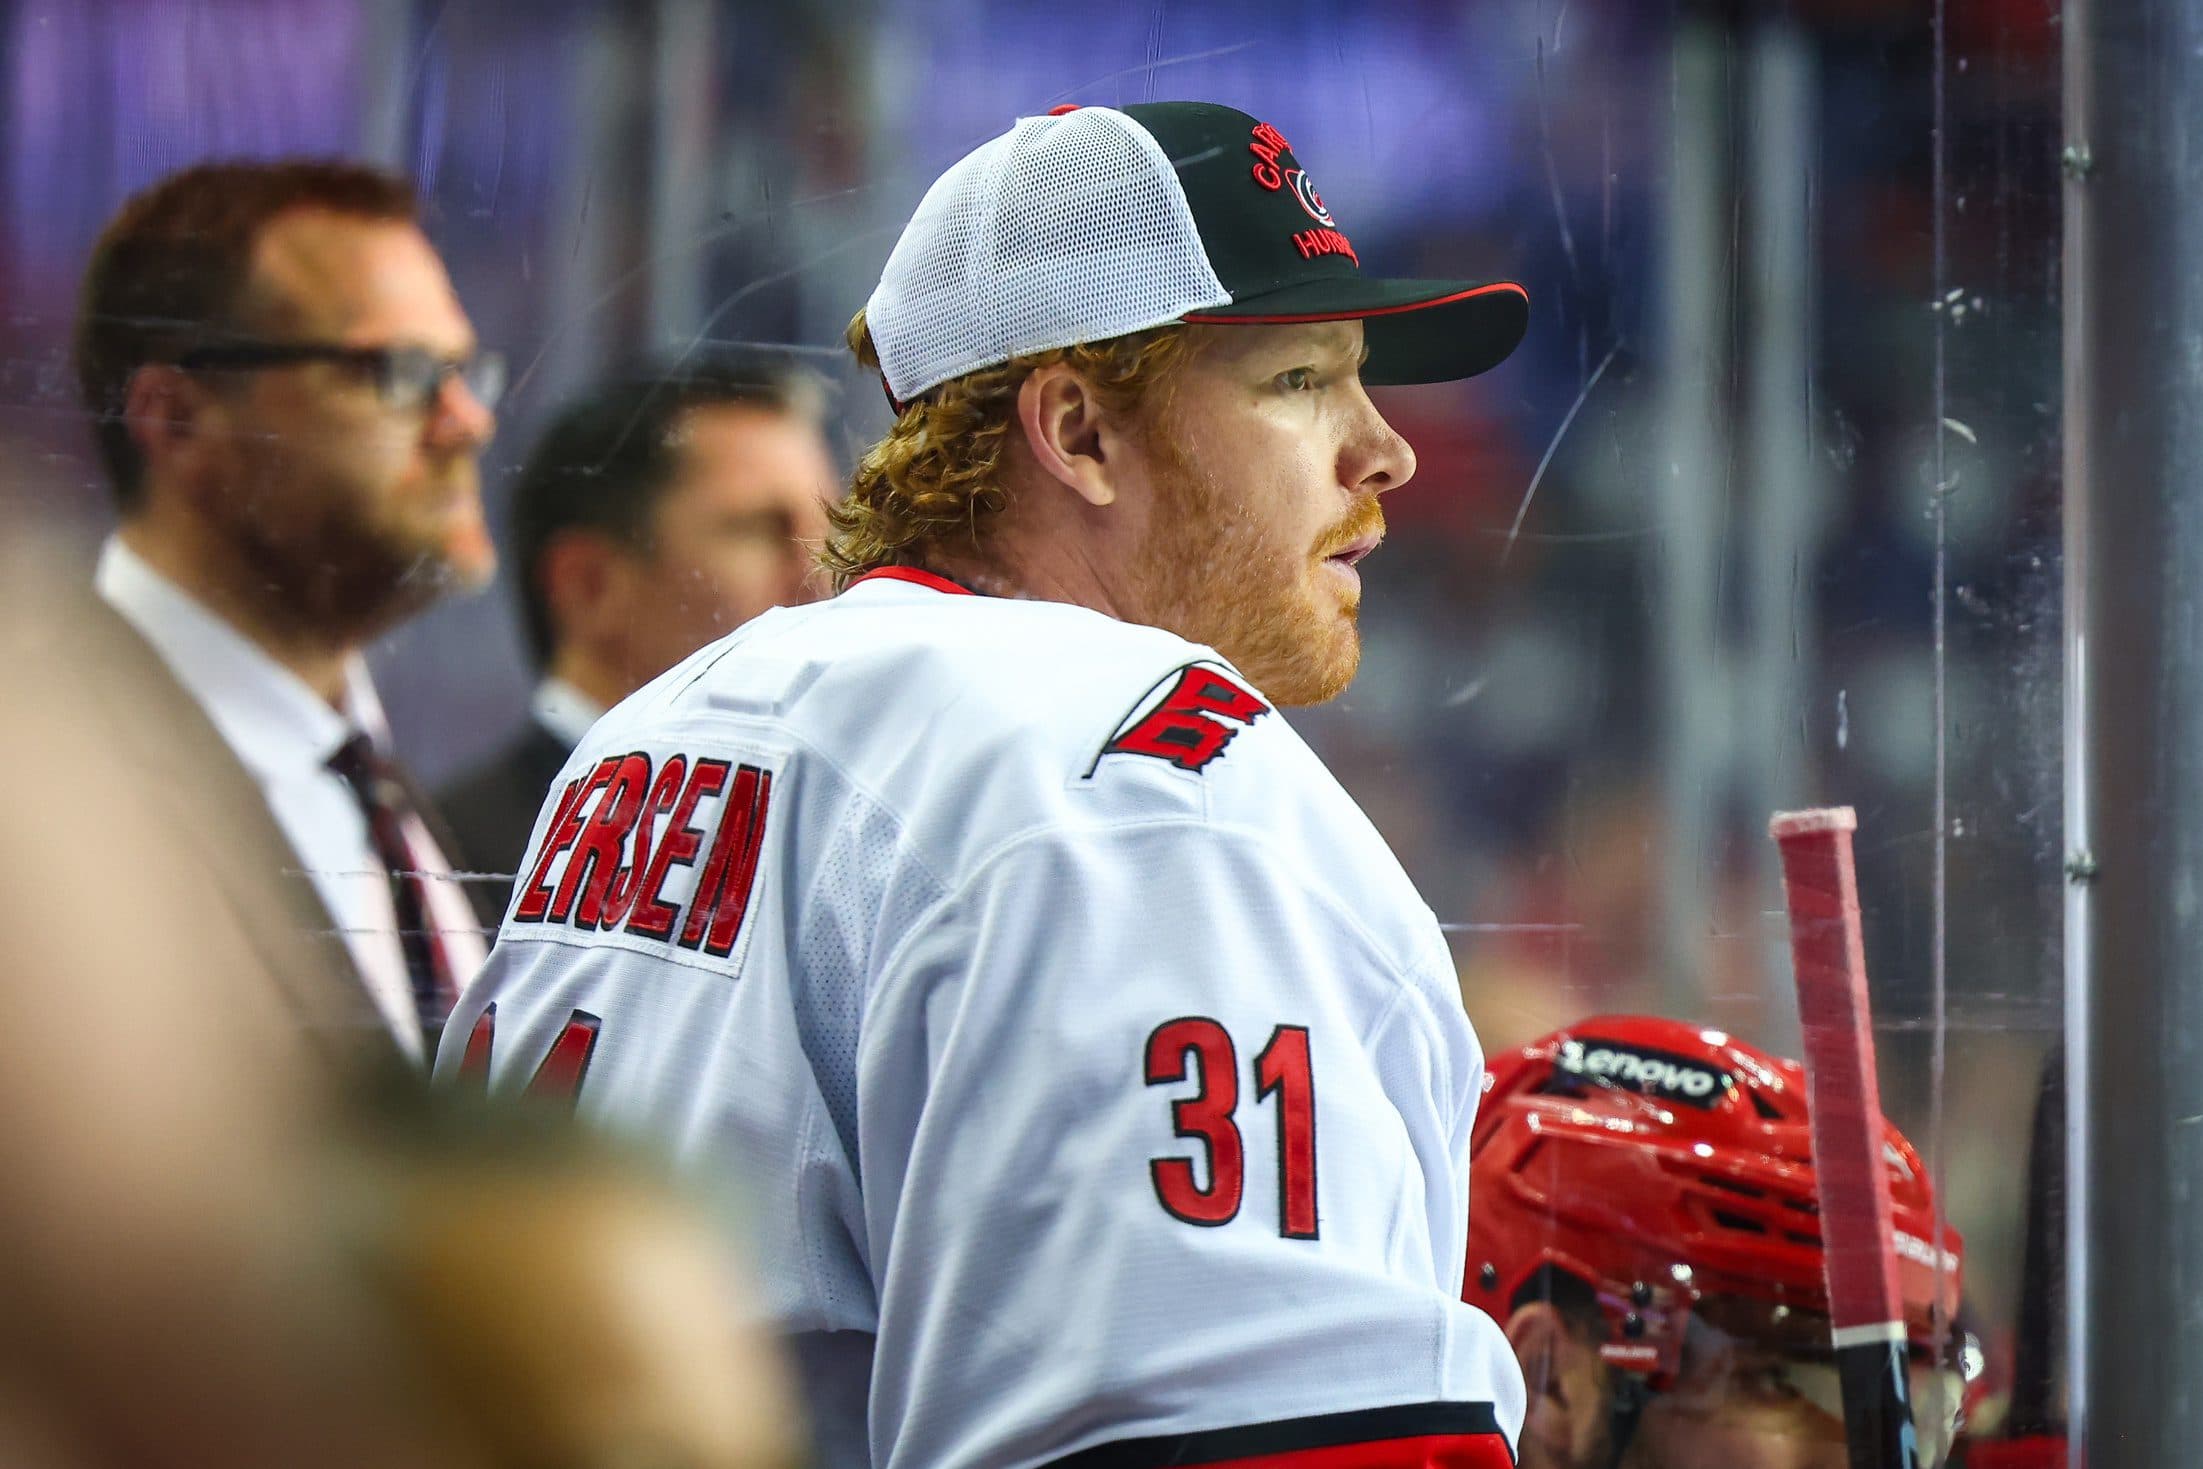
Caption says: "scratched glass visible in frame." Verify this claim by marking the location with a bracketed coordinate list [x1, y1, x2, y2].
[0, 1, 2067, 1462]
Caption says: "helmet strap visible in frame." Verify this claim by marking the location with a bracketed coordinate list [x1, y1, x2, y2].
[1602, 1372, 1650, 1469]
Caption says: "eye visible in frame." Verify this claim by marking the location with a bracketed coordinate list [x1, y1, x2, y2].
[1276, 366, 1319, 392]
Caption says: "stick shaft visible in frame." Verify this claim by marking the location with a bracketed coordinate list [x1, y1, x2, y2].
[1772, 807, 1918, 1469]
[1833, 1340, 1921, 1469]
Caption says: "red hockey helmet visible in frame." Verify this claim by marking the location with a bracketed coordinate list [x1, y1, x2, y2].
[1464, 1015, 1962, 1388]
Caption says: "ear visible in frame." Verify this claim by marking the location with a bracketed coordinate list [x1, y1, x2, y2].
[536, 530, 629, 651]
[1014, 363, 1119, 509]
[1505, 1303, 1606, 1469]
[120, 364, 215, 490]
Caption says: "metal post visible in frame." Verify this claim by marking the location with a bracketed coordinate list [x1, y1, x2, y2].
[2064, 1, 2203, 1461]
[1742, 17, 1818, 1050]
[541, 9, 648, 408]
[1655, 16, 1732, 1012]
[357, 0, 414, 168]
[648, 0, 716, 350]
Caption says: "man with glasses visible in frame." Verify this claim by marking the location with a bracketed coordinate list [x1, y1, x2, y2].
[435, 354, 838, 921]
[71, 158, 501, 1067]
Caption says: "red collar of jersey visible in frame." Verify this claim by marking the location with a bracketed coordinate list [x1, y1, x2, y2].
[847, 566, 976, 596]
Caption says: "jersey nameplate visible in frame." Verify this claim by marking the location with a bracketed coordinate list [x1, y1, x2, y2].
[1092, 662, 1270, 775]
[512, 750, 771, 960]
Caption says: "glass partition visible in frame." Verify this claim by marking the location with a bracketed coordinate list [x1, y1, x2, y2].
[0, 0, 2077, 1460]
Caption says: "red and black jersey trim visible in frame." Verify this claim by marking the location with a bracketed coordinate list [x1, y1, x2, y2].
[848, 566, 975, 596]
[1046, 1402, 1513, 1469]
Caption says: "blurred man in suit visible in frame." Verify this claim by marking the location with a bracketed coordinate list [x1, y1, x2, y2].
[73, 159, 501, 1066]
[437, 358, 837, 916]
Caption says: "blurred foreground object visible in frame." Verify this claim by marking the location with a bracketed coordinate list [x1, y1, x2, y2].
[438, 354, 837, 916]
[0, 510, 802, 1467]
[1466, 1016, 1973, 1469]
[0, 530, 455, 1468]
[346, 1092, 808, 1469]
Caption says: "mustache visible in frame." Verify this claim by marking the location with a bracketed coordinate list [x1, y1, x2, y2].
[1316, 497, 1386, 558]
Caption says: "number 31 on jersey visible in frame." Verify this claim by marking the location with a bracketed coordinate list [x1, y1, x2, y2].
[1145, 1018, 1318, 1240]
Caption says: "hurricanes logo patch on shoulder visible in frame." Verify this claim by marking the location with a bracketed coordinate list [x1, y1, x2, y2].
[1092, 663, 1269, 775]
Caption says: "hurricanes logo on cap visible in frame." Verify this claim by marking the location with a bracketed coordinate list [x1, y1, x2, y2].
[1248, 121, 1294, 190]
[1285, 168, 1334, 227]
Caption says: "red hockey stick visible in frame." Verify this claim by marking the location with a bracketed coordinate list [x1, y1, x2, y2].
[1771, 807, 1918, 1469]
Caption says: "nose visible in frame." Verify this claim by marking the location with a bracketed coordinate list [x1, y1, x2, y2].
[1345, 388, 1416, 497]
[427, 374, 497, 450]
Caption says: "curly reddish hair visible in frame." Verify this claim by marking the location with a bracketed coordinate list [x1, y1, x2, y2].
[821, 308, 1193, 585]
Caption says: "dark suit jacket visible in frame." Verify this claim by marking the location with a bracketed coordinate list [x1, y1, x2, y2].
[435, 718, 573, 926]
[13, 582, 407, 1074]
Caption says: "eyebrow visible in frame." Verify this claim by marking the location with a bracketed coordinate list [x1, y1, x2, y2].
[1224, 323, 1366, 374]
[1247, 325, 1361, 369]
[1305, 325, 1360, 361]
[1308, 326, 1369, 372]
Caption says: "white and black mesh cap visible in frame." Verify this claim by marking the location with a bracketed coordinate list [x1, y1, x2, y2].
[865, 101, 1530, 406]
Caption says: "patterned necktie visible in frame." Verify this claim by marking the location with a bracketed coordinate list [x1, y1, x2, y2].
[327, 731, 459, 1043]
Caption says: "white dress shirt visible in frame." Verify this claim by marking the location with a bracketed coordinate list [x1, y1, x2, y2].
[529, 675, 607, 751]
[96, 537, 487, 1061]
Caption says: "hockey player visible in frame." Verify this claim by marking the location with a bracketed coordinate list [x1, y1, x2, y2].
[1465, 1016, 1975, 1469]
[440, 101, 1531, 1467]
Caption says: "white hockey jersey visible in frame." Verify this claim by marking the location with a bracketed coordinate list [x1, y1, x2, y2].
[436, 567, 1524, 1469]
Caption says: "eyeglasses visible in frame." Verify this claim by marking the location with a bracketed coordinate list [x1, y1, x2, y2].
[177, 340, 507, 415]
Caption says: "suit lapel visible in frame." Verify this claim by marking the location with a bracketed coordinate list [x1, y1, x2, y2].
[77, 600, 407, 1068]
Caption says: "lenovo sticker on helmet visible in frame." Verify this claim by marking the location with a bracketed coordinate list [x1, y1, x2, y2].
[1552, 1037, 1736, 1109]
